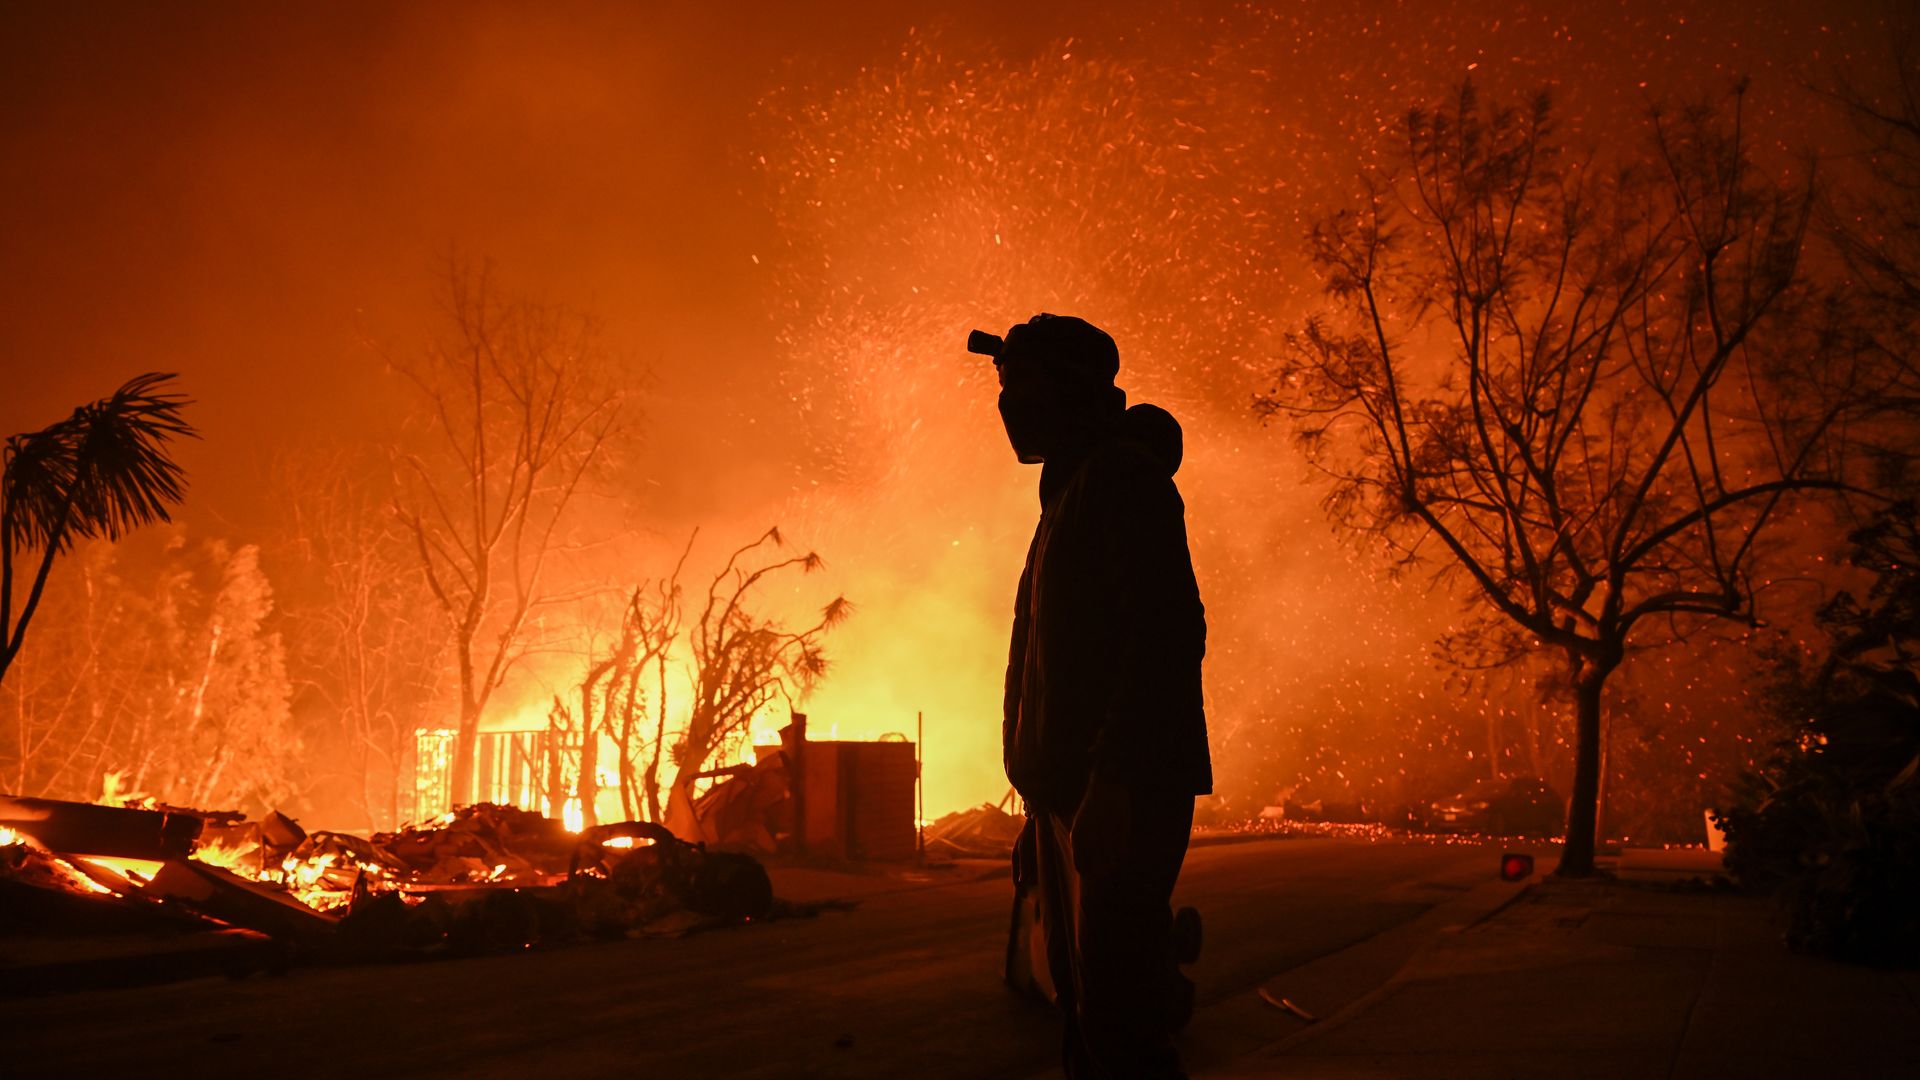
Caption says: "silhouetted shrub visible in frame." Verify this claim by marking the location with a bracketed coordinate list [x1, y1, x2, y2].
[1718, 504, 1920, 967]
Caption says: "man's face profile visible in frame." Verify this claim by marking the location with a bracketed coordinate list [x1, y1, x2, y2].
[996, 334, 1067, 464]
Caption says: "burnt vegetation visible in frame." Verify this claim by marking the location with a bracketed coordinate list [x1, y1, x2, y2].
[1719, 502, 1920, 964]
[1713, 37, 1920, 962]
[389, 261, 623, 808]
[1258, 80, 1892, 874]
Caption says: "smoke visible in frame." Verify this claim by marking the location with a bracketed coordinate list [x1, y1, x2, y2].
[743, 5, 1888, 820]
[747, 25, 1484, 814]
[1, 2, 1892, 829]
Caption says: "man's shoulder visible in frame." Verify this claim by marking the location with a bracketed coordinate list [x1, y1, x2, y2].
[1075, 436, 1178, 494]
[1052, 438, 1183, 529]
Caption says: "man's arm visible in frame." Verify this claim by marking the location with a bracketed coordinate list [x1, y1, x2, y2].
[1088, 450, 1206, 791]
[1071, 453, 1203, 876]
[1003, 536, 1037, 789]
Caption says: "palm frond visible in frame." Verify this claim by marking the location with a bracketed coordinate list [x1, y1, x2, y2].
[2, 373, 197, 553]
[2, 429, 78, 552]
[68, 373, 196, 542]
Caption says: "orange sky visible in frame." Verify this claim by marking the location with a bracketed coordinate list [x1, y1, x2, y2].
[1, 1, 1898, 820]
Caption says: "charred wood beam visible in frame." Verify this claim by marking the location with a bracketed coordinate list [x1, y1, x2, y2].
[0, 794, 202, 860]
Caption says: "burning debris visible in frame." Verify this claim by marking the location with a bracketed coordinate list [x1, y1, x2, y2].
[1, 792, 782, 991]
[281, 831, 416, 907]
[377, 803, 575, 887]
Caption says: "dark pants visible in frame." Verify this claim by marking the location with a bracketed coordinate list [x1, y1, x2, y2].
[1033, 789, 1194, 1079]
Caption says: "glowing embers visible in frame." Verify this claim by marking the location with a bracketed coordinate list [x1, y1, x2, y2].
[167, 803, 575, 912]
[1, 794, 214, 900]
[3, 792, 786, 968]
[569, 821, 671, 880]
[278, 831, 413, 911]
[0, 832, 126, 898]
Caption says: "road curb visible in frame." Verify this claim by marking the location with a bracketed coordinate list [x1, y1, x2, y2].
[775, 828, 1303, 904]
[1188, 829, 1298, 850]
[1201, 874, 1539, 1069]
[1281, 878, 1532, 1045]
[0, 929, 282, 997]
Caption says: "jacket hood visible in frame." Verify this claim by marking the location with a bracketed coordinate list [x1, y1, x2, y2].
[1122, 403, 1183, 475]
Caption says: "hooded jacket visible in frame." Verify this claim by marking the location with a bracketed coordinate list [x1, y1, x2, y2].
[1003, 402, 1212, 812]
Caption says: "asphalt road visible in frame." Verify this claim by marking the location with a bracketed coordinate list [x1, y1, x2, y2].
[10, 836, 1522, 1078]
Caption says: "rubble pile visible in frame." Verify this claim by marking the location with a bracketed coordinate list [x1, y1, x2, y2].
[1, 792, 777, 988]
[376, 802, 577, 883]
[923, 803, 1024, 859]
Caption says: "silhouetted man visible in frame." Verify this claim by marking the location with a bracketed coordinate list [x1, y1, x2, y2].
[991, 314, 1211, 1078]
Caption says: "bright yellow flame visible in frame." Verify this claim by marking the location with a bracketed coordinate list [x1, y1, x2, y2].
[562, 798, 584, 833]
[274, 847, 406, 911]
[77, 855, 164, 882]
[53, 857, 119, 895]
[191, 841, 258, 874]
[0, 825, 22, 847]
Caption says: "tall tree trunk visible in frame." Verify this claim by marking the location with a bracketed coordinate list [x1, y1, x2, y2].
[577, 693, 599, 829]
[643, 766, 663, 825]
[643, 652, 668, 823]
[451, 697, 479, 811]
[0, 492, 77, 687]
[1560, 663, 1611, 877]
[616, 678, 640, 822]
[358, 722, 376, 830]
[544, 698, 566, 824]
[618, 738, 637, 821]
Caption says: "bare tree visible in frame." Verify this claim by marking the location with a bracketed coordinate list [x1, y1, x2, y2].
[0, 533, 299, 813]
[665, 527, 848, 817]
[391, 263, 621, 806]
[550, 538, 689, 825]
[1822, 30, 1920, 487]
[128, 541, 298, 810]
[2, 541, 146, 798]
[273, 446, 447, 830]
[616, 543, 690, 824]
[1258, 83, 1871, 875]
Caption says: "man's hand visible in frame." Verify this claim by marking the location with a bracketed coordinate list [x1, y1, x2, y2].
[1071, 769, 1132, 879]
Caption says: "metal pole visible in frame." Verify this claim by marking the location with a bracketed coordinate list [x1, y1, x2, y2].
[791, 712, 808, 855]
[917, 710, 925, 863]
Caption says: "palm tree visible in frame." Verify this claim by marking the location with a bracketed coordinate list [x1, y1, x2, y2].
[1, 373, 196, 686]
